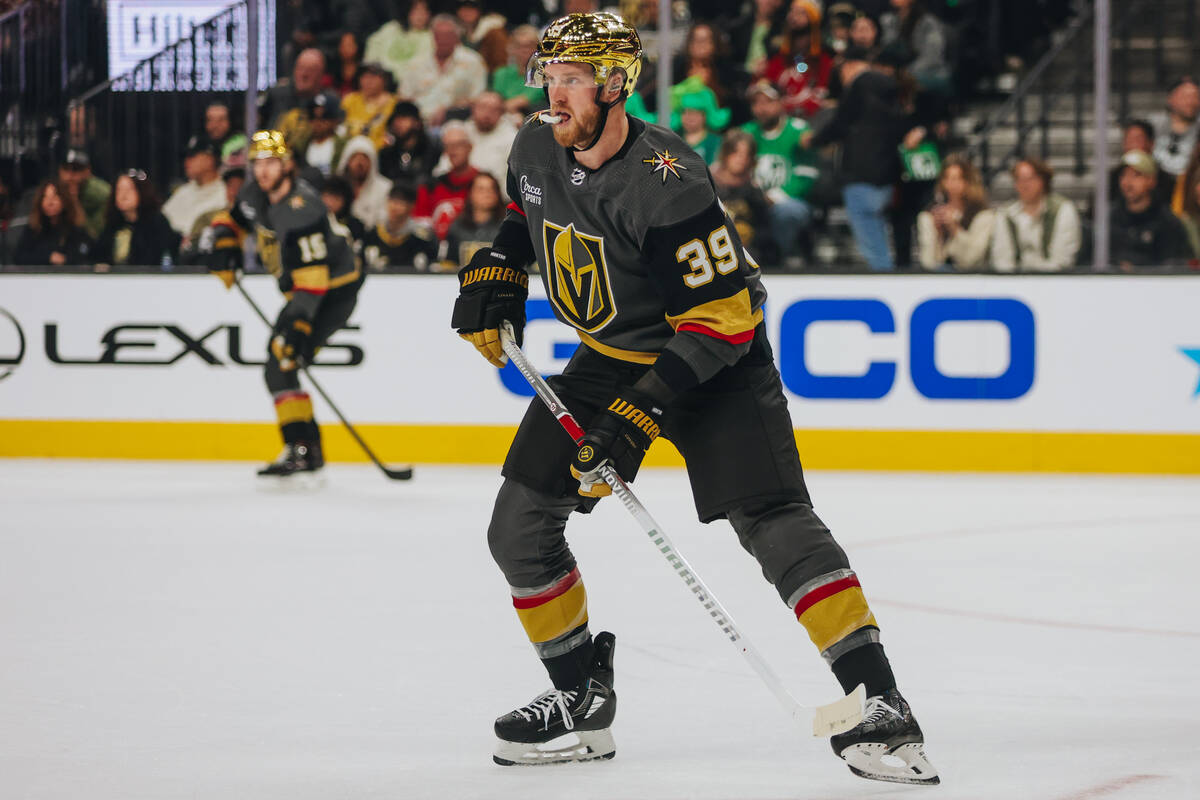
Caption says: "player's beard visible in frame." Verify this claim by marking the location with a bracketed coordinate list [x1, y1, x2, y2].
[551, 101, 602, 149]
[261, 173, 288, 195]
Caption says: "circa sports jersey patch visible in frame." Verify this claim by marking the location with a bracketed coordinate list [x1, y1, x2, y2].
[519, 174, 543, 206]
[542, 220, 616, 333]
[643, 149, 687, 183]
[570, 167, 586, 186]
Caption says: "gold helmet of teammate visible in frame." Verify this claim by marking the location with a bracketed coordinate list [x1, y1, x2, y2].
[249, 129, 291, 160]
[525, 12, 643, 98]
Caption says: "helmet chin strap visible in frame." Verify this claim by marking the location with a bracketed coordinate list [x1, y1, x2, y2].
[573, 86, 620, 153]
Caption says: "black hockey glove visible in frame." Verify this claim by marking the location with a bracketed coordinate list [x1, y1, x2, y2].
[570, 388, 664, 498]
[271, 317, 312, 372]
[450, 247, 529, 368]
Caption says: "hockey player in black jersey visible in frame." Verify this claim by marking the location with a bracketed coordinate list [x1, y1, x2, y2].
[451, 13, 937, 784]
[205, 130, 362, 478]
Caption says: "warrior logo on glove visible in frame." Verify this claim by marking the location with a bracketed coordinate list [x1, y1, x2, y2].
[570, 389, 662, 498]
[451, 247, 531, 368]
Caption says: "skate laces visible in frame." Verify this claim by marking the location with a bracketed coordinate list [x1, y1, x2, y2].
[862, 696, 902, 725]
[516, 689, 578, 731]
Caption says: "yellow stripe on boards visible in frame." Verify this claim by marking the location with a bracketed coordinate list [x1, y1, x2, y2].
[1, 420, 1199, 474]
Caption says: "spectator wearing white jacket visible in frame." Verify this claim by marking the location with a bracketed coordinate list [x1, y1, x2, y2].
[917, 155, 996, 270]
[336, 135, 393, 229]
[990, 157, 1081, 272]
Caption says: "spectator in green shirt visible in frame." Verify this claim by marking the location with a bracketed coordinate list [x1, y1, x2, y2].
[492, 24, 546, 117]
[741, 81, 819, 267]
[670, 77, 729, 166]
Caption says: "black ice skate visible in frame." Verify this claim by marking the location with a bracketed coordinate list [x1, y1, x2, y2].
[493, 631, 617, 766]
[830, 688, 939, 785]
[256, 442, 324, 478]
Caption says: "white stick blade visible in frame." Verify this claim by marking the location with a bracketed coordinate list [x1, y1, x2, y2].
[811, 683, 866, 737]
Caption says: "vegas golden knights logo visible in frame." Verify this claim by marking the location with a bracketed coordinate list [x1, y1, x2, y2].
[542, 220, 616, 332]
[255, 225, 282, 276]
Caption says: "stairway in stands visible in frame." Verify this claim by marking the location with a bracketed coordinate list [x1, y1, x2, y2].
[809, 0, 1198, 270]
[967, 0, 1199, 207]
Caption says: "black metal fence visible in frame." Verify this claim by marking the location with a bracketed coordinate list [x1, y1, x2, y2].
[67, 0, 275, 191]
[0, 0, 100, 198]
[970, 0, 1200, 187]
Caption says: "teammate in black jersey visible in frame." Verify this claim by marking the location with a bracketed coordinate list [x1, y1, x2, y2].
[204, 130, 361, 478]
[451, 13, 937, 784]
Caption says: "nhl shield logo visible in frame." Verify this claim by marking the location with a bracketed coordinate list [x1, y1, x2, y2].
[542, 220, 617, 332]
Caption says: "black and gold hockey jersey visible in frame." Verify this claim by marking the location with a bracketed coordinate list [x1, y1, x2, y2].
[504, 116, 766, 366]
[219, 178, 359, 296]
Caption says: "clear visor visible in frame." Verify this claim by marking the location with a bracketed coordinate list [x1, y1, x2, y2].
[524, 55, 600, 90]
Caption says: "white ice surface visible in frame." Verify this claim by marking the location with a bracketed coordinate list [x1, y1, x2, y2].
[2, 460, 1199, 800]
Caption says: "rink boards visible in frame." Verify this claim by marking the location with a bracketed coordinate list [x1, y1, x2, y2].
[1, 273, 1198, 473]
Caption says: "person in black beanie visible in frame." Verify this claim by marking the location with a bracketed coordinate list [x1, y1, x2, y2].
[377, 101, 443, 186]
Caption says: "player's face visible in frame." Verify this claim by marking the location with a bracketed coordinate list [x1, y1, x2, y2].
[544, 62, 603, 149]
[253, 157, 287, 193]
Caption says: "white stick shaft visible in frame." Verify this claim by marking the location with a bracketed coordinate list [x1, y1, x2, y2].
[499, 325, 805, 719]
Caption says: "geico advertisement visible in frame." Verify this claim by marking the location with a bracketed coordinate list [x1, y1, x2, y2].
[1, 275, 1199, 432]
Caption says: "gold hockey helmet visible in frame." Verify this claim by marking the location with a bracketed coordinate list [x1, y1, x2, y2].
[249, 129, 291, 160]
[525, 12, 643, 97]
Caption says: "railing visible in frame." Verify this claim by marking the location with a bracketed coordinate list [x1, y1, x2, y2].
[66, 0, 275, 190]
[970, 0, 1198, 188]
[970, 3, 1099, 185]
[0, 0, 99, 198]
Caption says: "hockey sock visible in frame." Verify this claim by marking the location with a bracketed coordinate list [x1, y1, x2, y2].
[274, 390, 314, 443]
[541, 630, 596, 691]
[511, 568, 591, 689]
[788, 570, 879, 661]
[831, 642, 897, 698]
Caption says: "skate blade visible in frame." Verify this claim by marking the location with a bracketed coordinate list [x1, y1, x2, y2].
[493, 729, 615, 766]
[255, 471, 327, 491]
[841, 742, 940, 785]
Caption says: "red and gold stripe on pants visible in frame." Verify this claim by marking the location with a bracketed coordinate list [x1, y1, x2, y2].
[512, 567, 588, 644]
[789, 569, 878, 656]
[274, 390, 313, 426]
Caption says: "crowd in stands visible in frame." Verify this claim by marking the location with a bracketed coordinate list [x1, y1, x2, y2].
[2, 0, 1199, 272]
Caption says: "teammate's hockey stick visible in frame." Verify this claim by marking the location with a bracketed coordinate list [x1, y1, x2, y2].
[233, 277, 414, 480]
[498, 322, 864, 737]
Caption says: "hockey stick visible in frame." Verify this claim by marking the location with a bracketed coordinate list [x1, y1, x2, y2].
[498, 322, 864, 737]
[233, 277, 413, 481]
